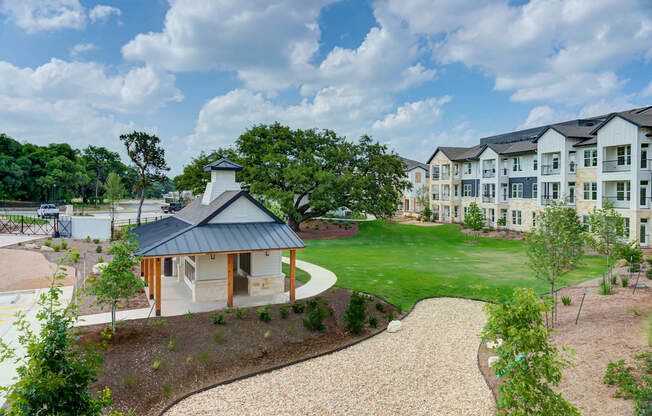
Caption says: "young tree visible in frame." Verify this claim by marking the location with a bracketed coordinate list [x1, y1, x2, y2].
[415, 184, 428, 214]
[87, 237, 143, 334]
[525, 202, 584, 326]
[0, 251, 113, 415]
[481, 288, 580, 416]
[119, 132, 170, 225]
[587, 200, 626, 293]
[465, 202, 484, 240]
[104, 172, 125, 224]
[236, 124, 409, 231]
[82, 145, 122, 207]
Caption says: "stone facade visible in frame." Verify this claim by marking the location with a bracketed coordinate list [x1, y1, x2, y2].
[247, 274, 285, 296]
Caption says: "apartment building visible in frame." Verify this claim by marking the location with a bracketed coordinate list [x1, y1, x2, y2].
[398, 156, 429, 216]
[427, 106, 652, 246]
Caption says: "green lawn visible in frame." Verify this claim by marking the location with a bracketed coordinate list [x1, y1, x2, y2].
[281, 262, 310, 282]
[296, 221, 606, 311]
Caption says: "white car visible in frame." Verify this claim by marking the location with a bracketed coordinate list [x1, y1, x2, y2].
[37, 204, 59, 219]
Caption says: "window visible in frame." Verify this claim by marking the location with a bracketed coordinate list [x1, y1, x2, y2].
[642, 144, 649, 170]
[464, 206, 469, 217]
[511, 183, 523, 198]
[616, 182, 631, 201]
[500, 209, 507, 221]
[482, 208, 487, 219]
[532, 211, 537, 227]
[512, 210, 522, 225]
[592, 149, 597, 166]
[617, 146, 631, 166]
[583, 150, 591, 167]
[490, 209, 495, 223]
[583, 182, 598, 201]
[512, 157, 522, 172]
[185, 259, 195, 281]
[414, 172, 422, 183]
[623, 217, 630, 239]
[454, 206, 459, 218]
[552, 154, 559, 170]
[404, 199, 410, 211]
[454, 164, 459, 176]
[463, 184, 472, 197]
[552, 183, 560, 199]
[454, 184, 459, 197]
[582, 215, 590, 231]
[533, 156, 538, 171]
[532, 183, 538, 199]
[464, 163, 472, 174]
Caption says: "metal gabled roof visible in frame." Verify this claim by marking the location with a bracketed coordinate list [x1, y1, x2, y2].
[203, 158, 243, 172]
[131, 216, 193, 254]
[137, 222, 305, 257]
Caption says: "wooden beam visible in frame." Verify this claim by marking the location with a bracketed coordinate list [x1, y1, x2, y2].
[290, 249, 296, 301]
[227, 253, 234, 308]
[148, 258, 154, 300]
[155, 257, 162, 316]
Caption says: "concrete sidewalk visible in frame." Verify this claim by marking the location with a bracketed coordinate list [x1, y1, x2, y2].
[77, 258, 337, 327]
[0, 234, 44, 248]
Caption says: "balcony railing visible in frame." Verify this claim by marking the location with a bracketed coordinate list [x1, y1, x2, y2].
[431, 173, 440, 180]
[569, 162, 577, 174]
[541, 195, 556, 205]
[482, 195, 495, 203]
[483, 168, 495, 178]
[501, 168, 509, 176]
[541, 165, 560, 175]
[604, 196, 630, 208]
[499, 194, 508, 203]
[603, 160, 631, 172]
[453, 195, 460, 202]
[441, 194, 450, 201]
[441, 172, 451, 180]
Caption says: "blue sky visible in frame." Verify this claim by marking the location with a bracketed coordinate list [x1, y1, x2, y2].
[0, 0, 651, 175]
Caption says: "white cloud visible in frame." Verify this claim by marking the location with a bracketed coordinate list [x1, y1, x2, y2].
[0, 0, 86, 33]
[518, 106, 575, 129]
[70, 42, 96, 58]
[89, 5, 121, 22]
[642, 80, 652, 97]
[0, 58, 182, 113]
[372, 97, 451, 132]
[383, 0, 652, 106]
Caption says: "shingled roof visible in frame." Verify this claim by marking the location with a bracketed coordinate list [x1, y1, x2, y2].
[397, 156, 429, 176]
[487, 140, 537, 155]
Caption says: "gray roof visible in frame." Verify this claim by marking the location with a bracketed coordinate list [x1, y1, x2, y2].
[131, 217, 193, 253]
[429, 144, 486, 163]
[487, 140, 537, 155]
[176, 190, 240, 225]
[136, 222, 305, 257]
[573, 137, 597, 147]
[204, 158, 243, 172]
[590, 106, 652, 134]
[397, 156, 429, 175]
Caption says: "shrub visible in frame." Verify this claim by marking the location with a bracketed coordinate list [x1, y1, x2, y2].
[279, 305, 289, 319]
[257, 306, 271, 322]
[152, 358, 165, 371]
[98, 256, 104, 263]
[285, 324, 294, 335]
[646, 268, 652, 280]
[631, 307, 641, 316]
[561, 296, 571, 306]
[375, 302, 385, 313]
[122, 375, 136, 390]
[600, 280, 612, 295]
[185, 310, 196, 319]
[622, 276, 629, 287]
[343, 292, 368, 334]
[93, 238, 100, 244]
[71, 249, 80, 263]
[302, 303, 325, 331]
[60, 240, 68, 250]
[611, 274, 618, 286]
[146, 319, 166, 326]
[388, 311, 394, 322]
[199, 349, 212, 365]
[232, 307, 247, 319]
[86, 236, 91, 243]
[162, 384, 173, 399]
[290, 302, 305, 314]
[53, 245, 60, 252]
[44, 241, 51, 247]
[603, 352, 651, 415]
[368, 316, 378, 328]
[185, 355, 193, 366]
[210, 311, 226, 325]
[95, 246, 102, 253]
[481, 288, 580, 416]
[166, 337, 177, 351]
[213, 330, 226, 344]
[630, 263, 641, 273]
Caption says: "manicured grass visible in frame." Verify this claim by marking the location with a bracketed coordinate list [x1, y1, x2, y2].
[297, 221, 606, 311]
[281, 263, 310, 282]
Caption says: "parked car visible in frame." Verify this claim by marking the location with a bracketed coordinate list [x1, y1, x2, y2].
[162, 201, 184, 213]
[37, 204, 59, 218]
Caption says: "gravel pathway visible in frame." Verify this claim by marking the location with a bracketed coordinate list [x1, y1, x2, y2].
[167, 298, 494, 415]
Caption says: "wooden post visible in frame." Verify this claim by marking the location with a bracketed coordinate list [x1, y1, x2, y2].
[148, 258, 154, 300]
[155, 257, 162, 316]
[290, 250, 296, 301]
[227, 254, 234, 307]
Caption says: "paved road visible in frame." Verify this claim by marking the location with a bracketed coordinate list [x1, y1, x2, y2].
[1, 202, 164, 217]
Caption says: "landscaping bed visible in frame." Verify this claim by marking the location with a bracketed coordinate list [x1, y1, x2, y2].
[83, 287, 401, 415]
[297, 219, 358, 240]
[478, 281, 652, 415]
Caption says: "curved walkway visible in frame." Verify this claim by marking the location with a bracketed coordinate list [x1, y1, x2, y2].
[281, 256, 337, 300]
[167, 298, 494, 415]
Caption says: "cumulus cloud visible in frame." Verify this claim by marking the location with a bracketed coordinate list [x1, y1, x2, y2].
[642, 80, 652, 97]
[89, 5, 121, 22]
[0, 0, 121, 32]
[518, 106, 575, 129]
[70, 42, 96, 58]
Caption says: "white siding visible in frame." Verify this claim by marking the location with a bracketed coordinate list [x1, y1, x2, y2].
[250, 251, 282, 277]
[196, 254, 227, 280]
[208, 196, 275, 223]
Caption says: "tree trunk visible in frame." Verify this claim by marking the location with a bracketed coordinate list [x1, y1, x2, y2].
[550, 281, 555, 328]
[137, 187, 145, 226]
[94, 177, 100, 208]
[111, 301, 116, 334]
[288, 216, 300, 232]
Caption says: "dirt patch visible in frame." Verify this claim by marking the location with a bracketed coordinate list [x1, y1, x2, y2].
[296, 220, 358, 240]
[0, 248, 76, 291]
[82, 288, 402, 415]
[4, 238, 149, 315]
[461, 227, 525, 240]
[392, 217, 443, 227]
[478, 280, 652, 415]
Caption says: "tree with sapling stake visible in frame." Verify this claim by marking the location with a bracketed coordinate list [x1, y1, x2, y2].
[465, 202, 484, 242]
[87, 236, 143, 334]
[525, 202, 584, 327]
[586, 199, 627, 294]
[120, 131, 170, 226]
[104, 171, 125, 225]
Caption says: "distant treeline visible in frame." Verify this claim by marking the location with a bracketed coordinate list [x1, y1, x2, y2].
[0, 133, 173, 203]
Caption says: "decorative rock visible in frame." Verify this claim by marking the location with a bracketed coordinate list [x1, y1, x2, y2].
[488, 356, 500, 368]
[24, 243, 38, 249]
[40, 245, 54, 252]
[387, 320, 402, 333]
[92, 262, 108, 275]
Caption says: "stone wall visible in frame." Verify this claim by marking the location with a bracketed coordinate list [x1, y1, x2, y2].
[247, 274, 285, 296]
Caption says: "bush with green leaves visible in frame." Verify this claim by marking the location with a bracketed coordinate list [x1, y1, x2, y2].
[375, 302, 385, 313]
[210, 311, 226, 325]
[257, 306, 271, 322]
[343, 291, 369, 334]
[290, 301, 305, 313]
[0, 251, 113, 415]
[481, 287, 580, 416]
[600, 279, 612, 295]
[279, 305, 289, 319]
[93, 238, 100, 244]
[368, 316, 378, 328]
[611, 274, 618, 286]
[388, 311, 394, 322]
[233, 307, 248, 319]
[561, 296, 571, 306]
[302, 300, 326, 331]
[96, 245, 102, 253]
[465, 202, 484, 240]
[603, 352, 651, 416]
[60, 240, 68, 250]
[622, 276, 629, 287]
[647, 268, 652, 280]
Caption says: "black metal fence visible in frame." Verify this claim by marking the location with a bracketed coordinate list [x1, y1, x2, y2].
[0, 214, 71, 237]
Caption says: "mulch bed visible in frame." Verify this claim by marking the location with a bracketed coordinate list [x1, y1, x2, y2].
[461, 226, 525, 240]
[6, 238, 150, 315]
[83, 287, 402, 415]
[296, 219, 358, 240]
[478, 277, 652, 415]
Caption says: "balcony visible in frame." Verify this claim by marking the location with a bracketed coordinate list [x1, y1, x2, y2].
[541, 165, 560, 175]
[603, 160, 631, 173]
[453, 195, 460, 202]
[441, 194, 450, 201]
[483, 168, 496, 178]
[482, 195, 495, 203]
[604, 196, 630, 209]
[541, 195, 555, 205]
